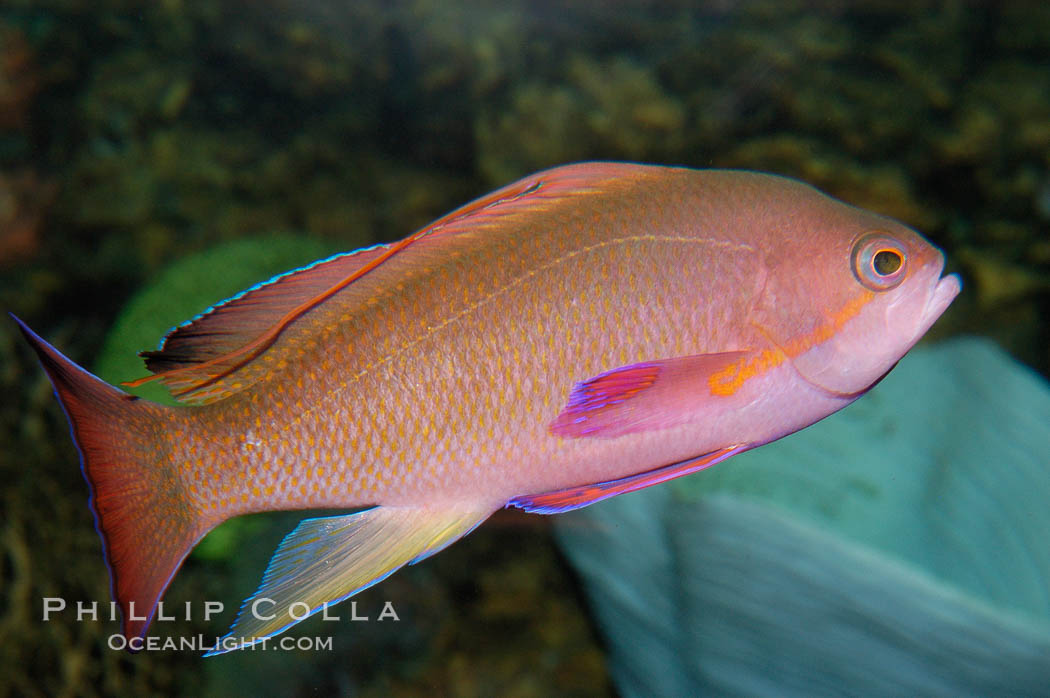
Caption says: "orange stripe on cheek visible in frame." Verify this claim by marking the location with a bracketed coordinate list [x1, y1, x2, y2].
[708, 348, 785, 396]
[707, 290, 876, 397]
[783, 290, 875, 357]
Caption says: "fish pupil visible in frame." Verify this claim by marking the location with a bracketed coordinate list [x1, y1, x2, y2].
[872, 249, 902, 276]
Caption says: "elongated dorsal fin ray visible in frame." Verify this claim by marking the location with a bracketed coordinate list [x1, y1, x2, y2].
[205, 504, 496, 655]
[128, 162, 650, 405]
[136, 245, 390, 372]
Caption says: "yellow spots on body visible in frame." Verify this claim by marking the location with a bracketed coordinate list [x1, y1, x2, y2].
[264, 485, 274, 496]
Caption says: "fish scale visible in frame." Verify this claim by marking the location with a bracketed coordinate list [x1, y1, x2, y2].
[13, 161, 960, 653]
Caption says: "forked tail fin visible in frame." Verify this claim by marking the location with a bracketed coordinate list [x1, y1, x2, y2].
[13, 315, 212, 643]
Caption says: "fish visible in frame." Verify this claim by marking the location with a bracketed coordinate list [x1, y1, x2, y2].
[13, 162, 961, 654]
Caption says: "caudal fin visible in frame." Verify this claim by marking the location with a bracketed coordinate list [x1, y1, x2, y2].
[13, 315, 211, 642]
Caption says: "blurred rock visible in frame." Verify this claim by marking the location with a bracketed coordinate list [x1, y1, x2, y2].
[0, 23, 39, 131]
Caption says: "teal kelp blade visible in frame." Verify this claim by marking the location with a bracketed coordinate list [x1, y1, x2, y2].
[555, 338, 1050, 696]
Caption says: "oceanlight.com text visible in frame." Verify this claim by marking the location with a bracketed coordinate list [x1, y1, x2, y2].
[108, 634, 335, 652]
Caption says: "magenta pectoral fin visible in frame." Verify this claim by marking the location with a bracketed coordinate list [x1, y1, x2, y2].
[549, 351, 751, 439]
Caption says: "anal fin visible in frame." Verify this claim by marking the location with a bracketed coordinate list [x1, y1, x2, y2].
[206, 504, 496, 655]
[508, 444, 749, 514]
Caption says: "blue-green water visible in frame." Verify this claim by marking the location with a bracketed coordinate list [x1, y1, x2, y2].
[1, 2, 1047, 696]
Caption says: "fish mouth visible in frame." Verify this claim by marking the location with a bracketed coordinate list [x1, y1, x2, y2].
[793, 258, 960, 401]
[914, 264, 961, 341]
[927, 272, 961, 321]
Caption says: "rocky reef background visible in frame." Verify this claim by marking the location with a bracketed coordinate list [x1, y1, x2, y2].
[1, 1, 1048, 696]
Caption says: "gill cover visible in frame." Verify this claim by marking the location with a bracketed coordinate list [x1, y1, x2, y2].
[753, 226, 952, 397]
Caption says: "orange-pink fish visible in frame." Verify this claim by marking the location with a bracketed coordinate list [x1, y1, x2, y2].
[14, 162, 960, 654]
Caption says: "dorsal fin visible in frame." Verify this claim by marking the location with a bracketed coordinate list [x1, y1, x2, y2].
[138, 246, 389, 374]
[127, 162, 657, 404]
[126, 244, 399, 403]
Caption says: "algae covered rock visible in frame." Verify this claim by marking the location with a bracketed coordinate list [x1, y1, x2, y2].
[476, 55, 684, 184]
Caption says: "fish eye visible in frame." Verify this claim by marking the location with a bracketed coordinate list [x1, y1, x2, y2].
[872, 249, 902, 275]
[851, 233, 907, 291]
